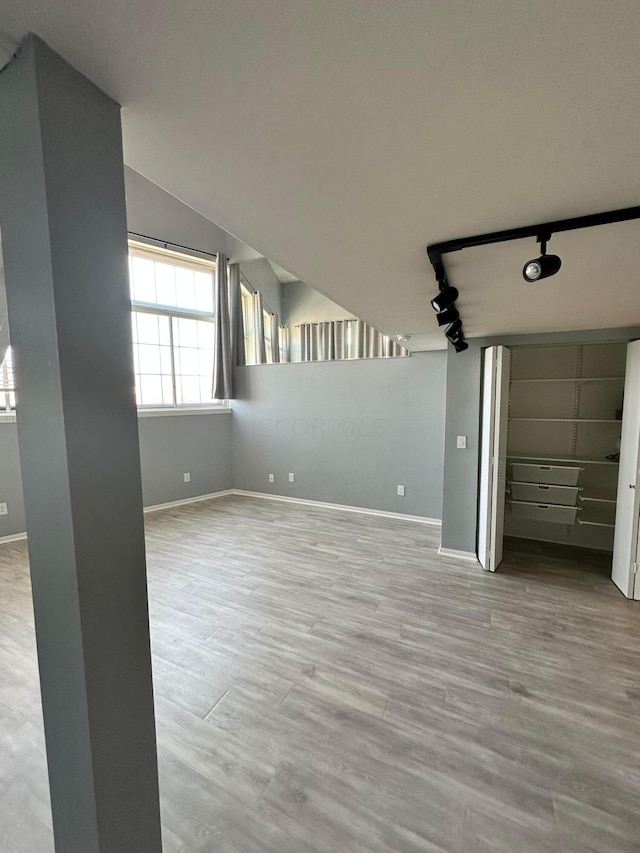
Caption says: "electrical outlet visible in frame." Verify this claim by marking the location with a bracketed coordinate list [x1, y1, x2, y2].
[183, 473, 191, 483]
[397, 485, 405, 497]
[288, 473, 295, 483]
[456, 435, 467, 449]
[0, 502, 7, 516]
[268, 473, 275, 483]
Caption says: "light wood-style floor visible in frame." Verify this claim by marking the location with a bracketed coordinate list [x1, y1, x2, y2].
[1, 496, 640, 852]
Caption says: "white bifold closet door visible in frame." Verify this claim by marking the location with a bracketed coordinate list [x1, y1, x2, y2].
[611, 339, 640, 599]
[478, 346, 511, 572]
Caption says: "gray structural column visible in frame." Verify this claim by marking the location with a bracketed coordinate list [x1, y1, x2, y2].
[0, 35, 162, 852]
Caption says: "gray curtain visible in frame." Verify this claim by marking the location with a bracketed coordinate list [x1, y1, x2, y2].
[213, 253, 234, 399]
[279, 325, 290, 362]
[269, 313, 280, 363]
[298, 318, 408, 362]
[333, 320, 346, 360]
[0, 267, 8, 369]
[228, 262, 245, 367]
[252, 291, 267, 364]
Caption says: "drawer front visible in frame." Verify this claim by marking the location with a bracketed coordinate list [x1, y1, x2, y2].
[510, 482, 579, 506]
[510, 463, 580, 486]
[509, 500, 578, 524]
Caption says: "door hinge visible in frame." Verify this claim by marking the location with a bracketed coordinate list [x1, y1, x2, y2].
[633, 563, 638, 575]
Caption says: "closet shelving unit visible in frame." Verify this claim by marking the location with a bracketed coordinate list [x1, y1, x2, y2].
[505, 344, 626, 550]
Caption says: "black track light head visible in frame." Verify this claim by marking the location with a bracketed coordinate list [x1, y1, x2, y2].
[444, 319, 463, 342]
[522, 253, 562, 282]
[453, 338, 469, 353]
[523, 234, 561, 282]
[431, 285, 459, 313]
[436, 306, 459, 327]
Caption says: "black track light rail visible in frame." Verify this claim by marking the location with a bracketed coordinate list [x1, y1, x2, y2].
[426, 204, 640, 354]
[427, 204, 640, 286]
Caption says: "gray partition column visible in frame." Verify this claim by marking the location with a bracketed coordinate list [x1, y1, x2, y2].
[0, 36, 162, 852]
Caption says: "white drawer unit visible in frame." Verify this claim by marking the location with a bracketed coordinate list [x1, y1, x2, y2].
[509, 482, 580, 506]
[510, 462, 581, 486]
[508, 500, 579, 525]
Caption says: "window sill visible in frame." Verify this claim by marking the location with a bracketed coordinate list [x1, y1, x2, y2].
[0, 408, 231, 424]
[137, 406, 231, 418]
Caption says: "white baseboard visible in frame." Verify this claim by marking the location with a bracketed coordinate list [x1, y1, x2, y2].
[0, 488, 441, 544]
[0, 531, 27, 545]
[437, 545, 479, 563]
[232, 490, 441, 526]
[143, 489, 233, 514]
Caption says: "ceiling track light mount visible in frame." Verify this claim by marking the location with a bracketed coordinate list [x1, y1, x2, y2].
[426, 203, 640, 354]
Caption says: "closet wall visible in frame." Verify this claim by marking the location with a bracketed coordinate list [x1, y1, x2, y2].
[505, 343, 626, 551]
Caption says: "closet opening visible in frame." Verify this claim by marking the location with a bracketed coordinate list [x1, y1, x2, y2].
[478, 340, 640, 598]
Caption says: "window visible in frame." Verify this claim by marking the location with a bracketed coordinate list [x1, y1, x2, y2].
[0, 346, 15, 413]
[129, 242, 223, 407]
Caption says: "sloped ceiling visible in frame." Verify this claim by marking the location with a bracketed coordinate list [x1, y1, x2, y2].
[1, 2, 640, 350]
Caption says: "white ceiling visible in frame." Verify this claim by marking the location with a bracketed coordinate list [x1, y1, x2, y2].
[2, 1, 640, 350]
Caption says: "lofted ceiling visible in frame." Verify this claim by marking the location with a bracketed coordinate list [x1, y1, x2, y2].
[1, 2, 640, 350]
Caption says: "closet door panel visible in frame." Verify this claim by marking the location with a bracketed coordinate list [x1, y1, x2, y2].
[612, 339, 640, 598]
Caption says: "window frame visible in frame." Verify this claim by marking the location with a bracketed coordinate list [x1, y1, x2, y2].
[0, 345, 15, 414]
[128, 241, 227, 410]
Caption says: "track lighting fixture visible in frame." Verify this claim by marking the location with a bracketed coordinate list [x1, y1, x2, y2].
[430, 285, 458, 313]
[436, 306, 459, 327]
[428, 203, 640, 355]
[444, 319, 462, 342]
[522, 234, 561, 282]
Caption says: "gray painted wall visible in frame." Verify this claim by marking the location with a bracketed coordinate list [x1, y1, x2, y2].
[231, 352, 446, 518]
[138, 413, 232, 506]
[280, 279, 352, 327]
[441, 325, 640, 554]
[124, 167, 228, 255]
[239, 257, 283, 318]
[0, 413, 233, 537]
[0, 421, 25, 535]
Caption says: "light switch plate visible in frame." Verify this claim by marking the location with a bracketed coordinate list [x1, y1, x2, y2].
[456, 435, 467, 449]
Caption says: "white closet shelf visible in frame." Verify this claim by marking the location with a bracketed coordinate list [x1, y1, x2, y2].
[510, 418, 621, 423]
[510, 376, 624, 383]
[508, 453, 619, 466]
[577, 511, 616, 528]
[580, 493, 617, 504]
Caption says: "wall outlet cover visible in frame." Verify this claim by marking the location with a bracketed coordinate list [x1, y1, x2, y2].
[397, 485, 405, 496]
[184, 473, 191, 483]
[288, 473, 295, 482]
[268, 473, 275, 482]
[0, 503, 7, 516]
[456, 435, 467, 449]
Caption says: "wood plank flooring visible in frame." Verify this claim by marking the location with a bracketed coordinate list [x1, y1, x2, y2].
[1, 496, 640, 851]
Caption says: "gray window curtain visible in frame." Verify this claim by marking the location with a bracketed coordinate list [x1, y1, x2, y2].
[279, 325, 290, 362]
[0, 269, 8, 368]
[269, 313, 280, 363]
[212, 253, 234, 399]
[252, 291, 267, 364]
[228, 262, 245, 367]
[298, 318, 408, 362]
